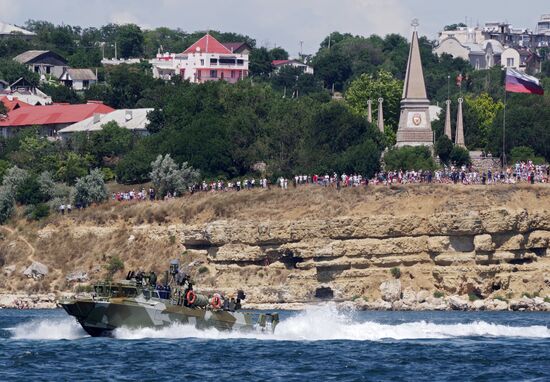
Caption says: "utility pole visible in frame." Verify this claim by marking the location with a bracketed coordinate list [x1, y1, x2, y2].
[299, 41, 304, 59]
[114, 41, 118, 60]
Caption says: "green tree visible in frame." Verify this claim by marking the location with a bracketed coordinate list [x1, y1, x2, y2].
[115, 146, 154, 184]
[345, 70, 403, 139]
[435, 135, 454, 165]
[74, 168, 108, 206]
[449, 146, 471, 166]
[463, 92, 504, 149]
[249, 47, 273, 77]
[56, 152, 92, 185]
[116, 24, 144, 58]
[149, 154, 199, 197]
[384, 146, 436, 171]
[510, 146, 545, 164]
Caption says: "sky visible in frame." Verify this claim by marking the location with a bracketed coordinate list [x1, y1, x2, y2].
[1, 0, 548, 55]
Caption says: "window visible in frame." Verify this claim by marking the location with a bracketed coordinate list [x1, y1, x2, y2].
[220, 72, 224, 79]
[197, 70, 202, 79]
[237, 59, 244, 66]
[210, 70, 217, 78]
[83, 80, 89, 88]
[210, 58, 218, 65]
[45, 66, 51, 74]
[231, 70, 235, 78]
[200, 59, 204, 65]
[507, 58, 514, 67]
[34, 66, 40, 73]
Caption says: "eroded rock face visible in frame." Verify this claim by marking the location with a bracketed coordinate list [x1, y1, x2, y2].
[180, 208, 550, 306]
[380, 280, 402, 302]
[22, 262, 48, 279]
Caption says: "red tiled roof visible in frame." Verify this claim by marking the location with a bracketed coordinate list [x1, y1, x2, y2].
[0, 102, 115, 127]
[272, 60, 292, 66]
[0, 96, 31, 112]
[184, 34, 232, 54]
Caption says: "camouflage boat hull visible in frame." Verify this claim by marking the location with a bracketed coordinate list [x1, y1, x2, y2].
[60, 297, 277, 337]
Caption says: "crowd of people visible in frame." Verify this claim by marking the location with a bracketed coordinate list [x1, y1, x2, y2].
[57, 161, 550, 213]
[190, 161, 550, 193]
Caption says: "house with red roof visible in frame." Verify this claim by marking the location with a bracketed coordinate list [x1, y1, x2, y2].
[0, 101, 114, 138]
[272, 59, 314, 75]
[150, 34, 249, 83]
[0, 96, 31, 113]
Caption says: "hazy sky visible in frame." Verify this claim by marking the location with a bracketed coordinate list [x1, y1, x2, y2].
[1, 0, 548, 55]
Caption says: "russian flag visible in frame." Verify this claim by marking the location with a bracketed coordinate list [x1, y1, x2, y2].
[505, 68, 544, 95]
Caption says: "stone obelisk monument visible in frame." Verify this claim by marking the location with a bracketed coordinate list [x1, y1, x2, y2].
[444, 100, 452, 140]
[396, 20, 434, 147]
[377, 98, 384, 133]
[455, 98, 465, 147]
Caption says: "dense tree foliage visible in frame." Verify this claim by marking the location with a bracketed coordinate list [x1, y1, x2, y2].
[0, 19, 548, 202]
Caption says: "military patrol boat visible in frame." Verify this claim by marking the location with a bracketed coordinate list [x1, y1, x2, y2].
[60, 260, 279, 337]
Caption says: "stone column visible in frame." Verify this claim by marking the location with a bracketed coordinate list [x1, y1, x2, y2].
[377, 98, 384, 133]
[367, 99, 373, 124]
[444, 99, 452, 140]
[455, 98, 465, 147]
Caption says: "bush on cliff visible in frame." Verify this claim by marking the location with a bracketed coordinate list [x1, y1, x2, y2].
[449, 146, 471, 167]
[74, 169, 108, 207]
[150, 154, 200, 198]
[384, 146, 436, 171]
[0, 186, 15, 224]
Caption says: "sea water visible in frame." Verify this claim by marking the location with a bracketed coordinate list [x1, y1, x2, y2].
[1, 307, 549, 381]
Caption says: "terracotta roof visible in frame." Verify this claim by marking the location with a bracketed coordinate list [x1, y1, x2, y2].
[0, 96, 31, 112]
[0, 102, 114, 127]
[272, 60, 291, 66]
[183, 34, 232, 54]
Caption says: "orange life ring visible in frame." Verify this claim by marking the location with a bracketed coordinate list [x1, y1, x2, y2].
[186, 290, 196, 305]
[211, 294, 222, 309]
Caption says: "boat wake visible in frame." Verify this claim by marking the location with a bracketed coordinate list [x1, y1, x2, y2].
[9, 317, 87, 340]
[114, 306, 550, 341]
[8, 306, 550, 341]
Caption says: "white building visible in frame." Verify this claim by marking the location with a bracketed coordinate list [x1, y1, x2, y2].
[272, 59, 314, 75]
[59, 68, 98, 90]
[0, 21, 35, 39]
[57, 108, 153, 139]
[0, 77, 52, 105]
[150, 34, 249, 83]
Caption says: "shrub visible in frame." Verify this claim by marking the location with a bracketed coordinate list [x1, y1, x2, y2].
[493, 295, 508, 302]
[522, 292, 532, 299]
[390, 267, 401, 279]
[544, 297, 550, 304]
[1, 166, 29, 194]
[384, 146, 436, 171]
[510, 146, 546, 165]
[198, 266, 209, 274]
[101, 167, 116, 182]
[433, 291, 444, 298]
[468, 292, 481, 301]
[74, 169, 108, 207]
[449, 146, 471, 167]
[15, 175, 49, 205]
[115, 148, 154, 184]
[25, 203, 50, 221]
[0, 186, 15, 224]
[435, 135, 453, 165]
[38, 171, 56, 199]
[106, 256, 124, 278]
[150, 154, 200, 197]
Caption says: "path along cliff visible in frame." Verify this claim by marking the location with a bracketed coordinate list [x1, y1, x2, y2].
[1, 184, 549, 310]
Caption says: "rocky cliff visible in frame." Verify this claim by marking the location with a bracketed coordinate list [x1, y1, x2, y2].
[180, 208, 550, 307]
[1, 185, 549, 310]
